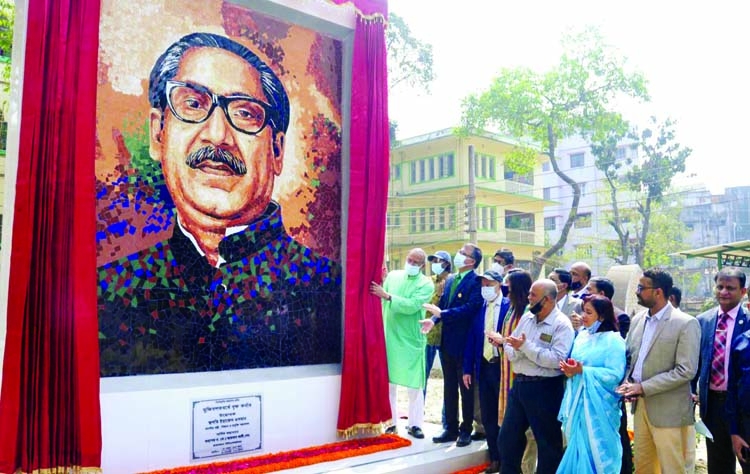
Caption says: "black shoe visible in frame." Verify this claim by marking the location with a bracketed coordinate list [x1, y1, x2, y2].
[456, 431, 473, 447]
[432, 430, 458, 443]
[407, 426, 425, 439]
[384, 425, 396, 434]
[484, 460, 500, 473]
[470, 431, 486, 441]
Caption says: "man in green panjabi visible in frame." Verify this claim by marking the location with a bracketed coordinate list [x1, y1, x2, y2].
[370, 248, 434, 439]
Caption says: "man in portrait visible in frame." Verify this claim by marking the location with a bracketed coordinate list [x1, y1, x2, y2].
[97, 32, 342, 376]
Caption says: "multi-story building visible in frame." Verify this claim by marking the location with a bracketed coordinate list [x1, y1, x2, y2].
[541, 136, 640, 275]
[543, 134, 746, 302]
[725, 186, 750, 241]
[386, 128, 550, 274]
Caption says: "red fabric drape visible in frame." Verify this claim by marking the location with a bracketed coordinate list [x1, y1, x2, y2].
[0, 0, 102, 472]
[336, 1, 392, 436]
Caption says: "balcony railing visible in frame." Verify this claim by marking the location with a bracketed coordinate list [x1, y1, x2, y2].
[505, 229, 537, 244]
[503, 180, 534, 195]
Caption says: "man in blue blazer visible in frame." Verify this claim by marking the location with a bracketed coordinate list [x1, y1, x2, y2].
[463, 270, 511, 472]
[697, 267, 748, 473]
[423, 243, 484, 448]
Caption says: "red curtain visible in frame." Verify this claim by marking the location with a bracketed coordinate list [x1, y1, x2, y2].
[334, 0, 393, 436]
[0, 0, 102, 472]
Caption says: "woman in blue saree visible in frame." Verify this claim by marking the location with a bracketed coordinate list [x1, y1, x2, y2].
[557, 295, 626, 474]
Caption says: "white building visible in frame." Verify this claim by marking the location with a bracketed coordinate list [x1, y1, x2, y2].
[541, 136, 638, 275]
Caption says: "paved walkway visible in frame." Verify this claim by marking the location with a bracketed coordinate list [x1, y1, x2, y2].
[397, 372, 744, 473]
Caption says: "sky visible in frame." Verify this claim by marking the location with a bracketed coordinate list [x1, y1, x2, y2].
[387, 0, 749, 195]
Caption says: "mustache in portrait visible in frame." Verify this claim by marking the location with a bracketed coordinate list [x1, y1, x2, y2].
[185, 146, 247, 175]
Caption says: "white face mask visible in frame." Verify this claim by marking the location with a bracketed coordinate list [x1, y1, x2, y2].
[404, 263, 421, 276]
[431, 262, 445, 276]
[481, 286, 500, 302]
[490, 262, 504, 274]
[453, 252, 467, 268]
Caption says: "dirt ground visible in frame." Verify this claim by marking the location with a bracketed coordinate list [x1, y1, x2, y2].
[396, 369, 739, 473]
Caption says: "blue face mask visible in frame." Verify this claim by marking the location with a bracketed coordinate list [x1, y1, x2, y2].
[404, 263, 421, 276]
[586, 320, 602, 333]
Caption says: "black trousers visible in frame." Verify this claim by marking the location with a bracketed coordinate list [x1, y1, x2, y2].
[705, 390, 738, 474]
[620, 401, 633, 474]
[478, 358, 500, 461]
[740, 416, 750, 474]
[442, 351, 474, 434]
[498, 375, 565, 474]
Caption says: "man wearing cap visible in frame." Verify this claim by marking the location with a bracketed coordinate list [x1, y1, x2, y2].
[422, 243, 484, 448]
[463, 270, 510, 473]
[425, 251, 452, 398]
[371, 248, 435, 438]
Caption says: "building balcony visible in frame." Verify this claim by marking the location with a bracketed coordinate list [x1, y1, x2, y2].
[388, 227, 542, 247]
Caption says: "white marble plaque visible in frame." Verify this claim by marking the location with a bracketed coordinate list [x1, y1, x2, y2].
[192, 395, 262, 460]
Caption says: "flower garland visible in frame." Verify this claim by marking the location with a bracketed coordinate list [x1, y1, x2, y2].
[142, 434, 411, 474]
[452, 463, 490, 474]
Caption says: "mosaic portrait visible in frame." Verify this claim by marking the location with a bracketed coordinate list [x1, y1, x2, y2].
[95, 0, 343, 376]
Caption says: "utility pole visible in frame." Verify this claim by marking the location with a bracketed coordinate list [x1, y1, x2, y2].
[467, 145, 477, 243]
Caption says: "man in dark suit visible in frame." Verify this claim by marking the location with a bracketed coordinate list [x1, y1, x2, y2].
[98, 33, 341, 376]
[422, 243, 484, 448]
[727, 304, 750, 473]
[463, 270, 511, 473]
[696, 268, 748, 473]
[98, 32, 341, 376]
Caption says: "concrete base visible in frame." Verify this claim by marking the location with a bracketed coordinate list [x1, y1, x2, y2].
[283, 422, 489, 474]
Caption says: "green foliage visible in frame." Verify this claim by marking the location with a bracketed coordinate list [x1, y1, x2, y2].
[0, 0, 13, 58]
[386, 12, 435, 93]
[460, 26, 649, 276]
[593, 115, 691, 267]
[0, 0, 13, 92]
[625, 116, 690, 201]
[642, 202, 689, 268]
[504, 146, 537, 176]
[387, 12, 434, 145]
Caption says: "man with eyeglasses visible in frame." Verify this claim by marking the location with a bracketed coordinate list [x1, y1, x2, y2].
[98, 33, 341, 376]
[695, 268, 749, 473]
[616, 268, 700, 473]
[422, 243, 484, 448]
[548, 268, 577, 319]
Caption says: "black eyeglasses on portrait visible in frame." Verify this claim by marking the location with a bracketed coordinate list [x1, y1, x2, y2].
[165, 80, 276, 135]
